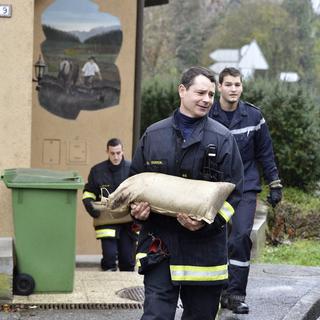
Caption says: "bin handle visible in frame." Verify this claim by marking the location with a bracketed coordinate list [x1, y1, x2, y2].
[100, 187, 110, 205]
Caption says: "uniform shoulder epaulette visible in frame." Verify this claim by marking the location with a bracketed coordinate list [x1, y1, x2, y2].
[244, 101, 260, 110]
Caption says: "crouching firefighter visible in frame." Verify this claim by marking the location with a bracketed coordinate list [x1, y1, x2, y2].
[82, 138, 138, 271]
[129, 66, 244, 320]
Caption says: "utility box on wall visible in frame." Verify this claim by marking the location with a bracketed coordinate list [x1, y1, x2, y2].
[31, 0, 139, 254]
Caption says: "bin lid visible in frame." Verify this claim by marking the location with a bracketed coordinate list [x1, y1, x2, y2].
[1, 168, 84, 189]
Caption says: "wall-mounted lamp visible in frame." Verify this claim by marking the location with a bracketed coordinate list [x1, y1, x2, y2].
[33, 55, 46, 90]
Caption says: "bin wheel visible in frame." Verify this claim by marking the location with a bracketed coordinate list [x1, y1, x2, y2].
[13, 273, 35, 296]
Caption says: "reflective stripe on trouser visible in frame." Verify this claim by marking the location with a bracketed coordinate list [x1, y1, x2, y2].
[227, 191, 257, 296]
[101, 227, 136, 271]
[170, 264, 228, 282]
[82, 191, 96, 200]
[95, 228, 116, 239]
[229, 259, 250, 267]
[136, 252, 147, 267]
[141, 258, 222, 320]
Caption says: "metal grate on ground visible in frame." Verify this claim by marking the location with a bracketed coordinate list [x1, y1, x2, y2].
[116, 286, 183, 309]
[0, 302, 143, 312]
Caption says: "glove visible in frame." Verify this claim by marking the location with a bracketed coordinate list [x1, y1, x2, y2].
[82, 198, 100, 218]
[138, 237, 169, 275]
[267, 187, 282, 208]
[131, 222, 141, 233]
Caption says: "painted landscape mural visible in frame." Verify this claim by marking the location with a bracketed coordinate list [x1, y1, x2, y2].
[38, 0, 122, 119]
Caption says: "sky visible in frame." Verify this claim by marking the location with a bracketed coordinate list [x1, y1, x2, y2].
[312, 0, 320, 14]
[42, 0, 120, 32]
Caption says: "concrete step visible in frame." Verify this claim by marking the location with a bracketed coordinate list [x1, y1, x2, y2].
[251, 201, 268, 259]
[76, 254, 101, 268]
[0, 237, 13, 302]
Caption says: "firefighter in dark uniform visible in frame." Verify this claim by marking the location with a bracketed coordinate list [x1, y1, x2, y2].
[209, 67, 282, 314]
[130, 67, 244, 320]
[82, 138, 137, 271]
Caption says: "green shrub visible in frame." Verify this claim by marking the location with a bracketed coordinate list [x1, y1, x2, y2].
[140, 76, 179, 135]
[259, 186, 320, 244]
[243, 78, 320, 191]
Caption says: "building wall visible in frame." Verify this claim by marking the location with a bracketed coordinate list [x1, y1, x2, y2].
[0, 0, 138, 255]
[0, 0, 34, 237]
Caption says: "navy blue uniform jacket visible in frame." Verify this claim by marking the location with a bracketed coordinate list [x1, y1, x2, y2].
[209, 100, 279, 192]
[83, 159, 132, 234]
[130, 110, 244, 286]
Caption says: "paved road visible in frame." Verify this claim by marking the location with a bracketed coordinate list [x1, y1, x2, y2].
[1, 264, 320, 320]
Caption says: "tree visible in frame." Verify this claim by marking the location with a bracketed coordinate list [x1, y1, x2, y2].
[281, 0, 316, 84]
[312, 17, 320, 89]
[201, 1, 302, 78]
[143, 5, 177, 79]
[142, 0, 227, 79]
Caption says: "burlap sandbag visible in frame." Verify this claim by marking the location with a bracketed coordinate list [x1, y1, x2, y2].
[93, 172, 235, 226]
[92, 200, 133, 226]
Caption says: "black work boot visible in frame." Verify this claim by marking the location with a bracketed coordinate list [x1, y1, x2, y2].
[228, 295, 249, 314]
[220, 292, 229, 309]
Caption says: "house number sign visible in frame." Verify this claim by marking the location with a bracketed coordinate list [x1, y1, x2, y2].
[0, 4, 12, 17]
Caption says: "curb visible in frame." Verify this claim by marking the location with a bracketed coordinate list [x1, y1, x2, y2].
[76, 254, 101, 268]
[283, 287, 320, 320]
[0, 237, 13, 302]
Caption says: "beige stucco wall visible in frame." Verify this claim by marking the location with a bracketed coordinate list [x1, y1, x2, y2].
[0, 0, 34, 237]
[0, 0, 138, 256]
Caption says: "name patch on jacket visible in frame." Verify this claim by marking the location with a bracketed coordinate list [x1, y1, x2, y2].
[145, 160, 168, 173]
[146, 160, 165, 165]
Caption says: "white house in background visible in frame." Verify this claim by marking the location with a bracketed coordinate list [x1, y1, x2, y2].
[279, 72, 300, 82]
[209, 39, 269, 79]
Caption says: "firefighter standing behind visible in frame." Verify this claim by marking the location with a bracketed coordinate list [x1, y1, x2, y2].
[130, 66, 244, 320]
[82, 138, 137, 271]
[209, 67, 282, 314]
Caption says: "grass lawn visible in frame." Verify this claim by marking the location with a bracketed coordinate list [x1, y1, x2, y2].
[255, 239, 320, 266]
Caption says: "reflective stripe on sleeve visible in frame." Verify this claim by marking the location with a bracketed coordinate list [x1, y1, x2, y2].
[230, 118, 265, 136]
[82, 191, 96, 200]
[135, 252, 147, 267]
[95, 228, 116, 239]
[218, 201, 234, 222]
[170, 264, 228, 282]
[229, 259, 250, 267]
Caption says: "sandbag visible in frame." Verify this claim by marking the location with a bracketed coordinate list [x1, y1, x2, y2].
[92, 200, 133, 226]
[92, 172, 235, 226]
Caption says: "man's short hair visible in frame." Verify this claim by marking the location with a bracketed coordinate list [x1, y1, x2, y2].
[219, 67, 242, 84]
[106, 138, 122, 149]
[180, 66, 216, 89]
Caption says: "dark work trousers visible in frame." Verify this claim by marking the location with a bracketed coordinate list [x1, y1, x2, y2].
[141, 258, 223, 320]
[227, 191, 258, 296]
[100, 226, 136, 271]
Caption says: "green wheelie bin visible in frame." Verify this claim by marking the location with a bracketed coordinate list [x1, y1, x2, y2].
[1, 168, 84, 295]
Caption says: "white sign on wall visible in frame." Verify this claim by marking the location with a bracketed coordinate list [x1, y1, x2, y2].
[0, 4, 12, 17]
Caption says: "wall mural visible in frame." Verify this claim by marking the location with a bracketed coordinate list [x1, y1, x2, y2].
[39, 0, 122, 119]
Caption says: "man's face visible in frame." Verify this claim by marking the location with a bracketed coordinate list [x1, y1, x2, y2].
[179, 75, 215, 118]
[218, 75, 243, 104]
[107, 144, 123, 166]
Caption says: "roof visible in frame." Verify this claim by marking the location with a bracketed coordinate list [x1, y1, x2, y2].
[209, 39, 269, 79]
[238, 40, 268, 70]
[144, 0, 169, 7]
